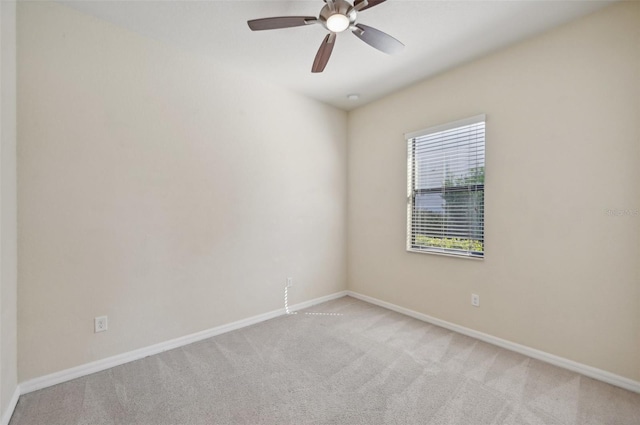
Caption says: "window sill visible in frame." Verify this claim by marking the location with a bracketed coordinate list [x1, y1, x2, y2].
[406, 247, 484, 260]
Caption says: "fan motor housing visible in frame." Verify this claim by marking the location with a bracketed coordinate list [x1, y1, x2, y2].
[319, 0, 357, 31]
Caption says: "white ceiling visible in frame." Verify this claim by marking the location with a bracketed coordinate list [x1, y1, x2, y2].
[59, 0, 613, 110]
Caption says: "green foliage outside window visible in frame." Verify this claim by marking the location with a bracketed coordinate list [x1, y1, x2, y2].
[414, 235, 483, 253]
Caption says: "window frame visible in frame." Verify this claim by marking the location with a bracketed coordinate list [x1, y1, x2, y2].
[405, 114, 486, 260]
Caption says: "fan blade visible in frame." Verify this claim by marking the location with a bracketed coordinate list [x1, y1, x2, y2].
[354, 0, 387, 12]
[312, 33, 336, 73]
[247, 16, 317, 31]
[352, 24, 404, 55]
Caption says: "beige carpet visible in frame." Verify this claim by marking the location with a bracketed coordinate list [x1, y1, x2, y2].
[9, 296, 640, 424]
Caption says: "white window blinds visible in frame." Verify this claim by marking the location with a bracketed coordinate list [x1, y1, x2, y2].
[406, 115, 485, 258]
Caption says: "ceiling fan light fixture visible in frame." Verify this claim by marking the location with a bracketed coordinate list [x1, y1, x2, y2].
[326, 13, 350, 32]
[247, 0, 403, 73]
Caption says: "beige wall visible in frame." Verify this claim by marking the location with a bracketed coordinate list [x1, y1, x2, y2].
[14, 0, 640, 388]
[348, 2, 640, 381]
[0, 0, 18, 419]
[18, 2, 347, 381]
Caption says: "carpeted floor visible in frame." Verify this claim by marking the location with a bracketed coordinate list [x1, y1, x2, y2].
[9, 296, 640, 424]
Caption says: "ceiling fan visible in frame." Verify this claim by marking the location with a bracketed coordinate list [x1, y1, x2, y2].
[247, 0, 404, 73]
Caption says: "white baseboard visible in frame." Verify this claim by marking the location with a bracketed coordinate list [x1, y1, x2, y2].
[16, 288, 639, 400]
[1, 386, 20, 425]
[19, 290, 347, 395]
[346, 290, 640, 394]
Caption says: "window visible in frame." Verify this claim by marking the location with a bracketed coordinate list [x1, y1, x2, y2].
[406, 115, 485, 258]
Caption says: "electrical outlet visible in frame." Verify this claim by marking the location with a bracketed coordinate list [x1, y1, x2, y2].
[95, 316, 108, 333]
[286, 277, 293, 288]
[471, 294, 480, 307]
